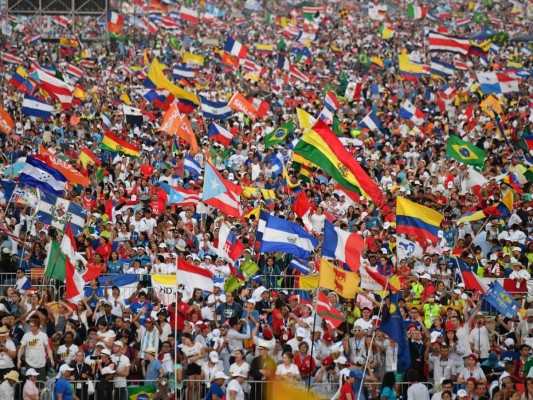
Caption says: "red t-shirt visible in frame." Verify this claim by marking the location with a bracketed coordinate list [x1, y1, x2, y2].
[340, 381, 354, 400]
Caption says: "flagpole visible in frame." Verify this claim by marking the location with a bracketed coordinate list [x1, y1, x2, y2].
[174, 254, 179, 393]
[306, 287, 319, 393]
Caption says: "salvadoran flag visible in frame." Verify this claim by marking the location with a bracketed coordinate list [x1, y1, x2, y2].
[321, 220, 364, 272]
[399, 99, 426, 125]
[200, 96, 233, 121]
[289, 258, 312, 275]
[21, 94, 54, 119]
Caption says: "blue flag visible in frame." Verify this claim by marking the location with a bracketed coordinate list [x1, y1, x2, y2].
[483, 281, 520, 318]
[379, 299, 411, 373]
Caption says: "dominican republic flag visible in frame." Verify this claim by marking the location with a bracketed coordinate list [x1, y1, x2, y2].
[53, 15, 71, 28]
[224, 37, 247, 58]
[321, 220, 364, 272]
[359, 110, 388, 135]
[399, 99, 426, 125]
[476, 72, 519, 94]
[122, 104, 143, 126]
[184, 155, 202, 177]
[208, 122, 233, 146]
[21, 94, 54, 119]
[65, 64, 83, 79]
[179, 6, 199, 23]
[19, 155, 67, 196]
[430, 57, 455, 77]
[324, 90, 341, 111]
[200, 96, 233, 121]
[173, 64, 196, 80]
[1, 53, 24, 64]
[428, 31, 471, 55]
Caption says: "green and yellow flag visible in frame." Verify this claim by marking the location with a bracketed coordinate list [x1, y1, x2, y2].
[446, 135, 486, 167]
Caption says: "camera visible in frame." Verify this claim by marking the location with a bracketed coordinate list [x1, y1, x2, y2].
[90, 356, 101, 360]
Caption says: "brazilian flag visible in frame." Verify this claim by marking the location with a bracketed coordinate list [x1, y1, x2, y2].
[471, 12, 489, 24]
[264, 120, 295, 147]
[357, 52, 371, 68]
[491, 31, 508, 44]
[446, 135, 486, 168]
[169, 34, 179, 50]
[128, 385, 156, 400]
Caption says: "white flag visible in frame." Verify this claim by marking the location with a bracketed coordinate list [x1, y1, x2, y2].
[396, 236, 424, 261]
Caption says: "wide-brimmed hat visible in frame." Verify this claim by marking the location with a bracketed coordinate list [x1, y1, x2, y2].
[4, 371, 19, 383]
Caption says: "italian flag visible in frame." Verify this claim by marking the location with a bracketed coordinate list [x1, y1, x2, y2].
[407, 4, 427, 19]
[44, 223, 101, 301]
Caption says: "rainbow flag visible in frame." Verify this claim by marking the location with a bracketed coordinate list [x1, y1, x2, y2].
[100, 131, 140, 157]
[396, 196, 444, 243]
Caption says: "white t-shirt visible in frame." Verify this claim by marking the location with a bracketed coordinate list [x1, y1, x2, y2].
[21, 331, 49, 368]
[111, 354, 131, 388]
[275, 363, 300, 379]
[0, 340, 16, 369]
[226, 379, 245, 400]
[57, 344, 79, 365]
[181, 342, 205, 366]
[229, 362, 250, 378]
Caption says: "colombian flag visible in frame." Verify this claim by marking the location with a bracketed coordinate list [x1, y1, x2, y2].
[396, 197, 444, 243]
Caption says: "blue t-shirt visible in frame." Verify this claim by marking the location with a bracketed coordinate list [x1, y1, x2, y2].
[54, 377, 74, 400]
[205, 381, 225, 400]
[381, 386, 396, 400]
[146, 358, 163, 382]
[129, 301, 153, 325]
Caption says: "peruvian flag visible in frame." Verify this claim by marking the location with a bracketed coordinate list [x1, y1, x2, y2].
[317, 291, 344, 329]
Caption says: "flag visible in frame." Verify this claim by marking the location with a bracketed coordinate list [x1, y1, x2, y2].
[107, 11, 124, 39]
[396, 196, 444, 243]
[159, 183, 200, 206]
[293, 120, 384, 205]
[19, 155, 67, 196]
[208, 122, 233, 146]
[257, 210, 318, 259]
[53, 15, 70, 28]
[344, 80, 363, 101]
[183, 155, 202, 177]
[322, 221, 364, 272]
[379, 298, 411, 373]
[430, 57, 455, 77]
[224, 37, 248, 59]
[1, 53, 24, 65]
[324, 90, 341, 112]
[362, 266, 402, 292]
[399, 99, 426, 125]
[145, 58, 199, 113]
[264, 120, 294, 147]
[0, 105, 14, 135]
[227, 92, 259, 119]
[179, 6, 199, 23]
[296, 108, 316, 129]
[289, 258, 313, 275]
[65, 64, 83, 80]
[38, 145, 90, 186]
[318, 258, 359, 298]
[159, 104, 199, 153]
[476, 72, 519, 94]
[317, 291, 344, 329]
[172, 65, 195, 80]
[396, 237, 424, 261]
[407, 4, 427, 19]
[97, 274, 139, 304]
[200, 96, 232, 121]
[398, 54, 430, 80]
[128, 386, 156, 400]
[446, 135, 486, 167]
[122, 104, 143, 126]
[359, 110, 388, 135]
[29, 67, 74, 108]
[101, 112, 112, 130]
[217, 223, 245, 263]
[9, 66, 34, 94]
[292, 191, 311, 218]
[22, 34, 41, 44]
[454, 257, 487, 294]
[21, 94, 54, 119]
[100, 131, 140, 157]
[428, 31, 471, 55]
[34, 191, 87, 235]
[289, 64, 309, 82]
[178, 259, 213, 293]
[202, 162, 243, 217]
[483, 281, 520, 318]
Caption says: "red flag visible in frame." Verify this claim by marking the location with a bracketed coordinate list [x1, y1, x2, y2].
[317, 291, 344, 329]
[293, 192, 310, 218]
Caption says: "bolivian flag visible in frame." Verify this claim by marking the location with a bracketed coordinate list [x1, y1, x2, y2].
[100, 131, 140, 157]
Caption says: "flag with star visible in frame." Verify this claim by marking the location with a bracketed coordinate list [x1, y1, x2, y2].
[202, 162, 243, 217]
[19, 155, 67, 196]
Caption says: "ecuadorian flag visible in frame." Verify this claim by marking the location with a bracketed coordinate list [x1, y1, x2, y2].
[396, 197, 444, 243]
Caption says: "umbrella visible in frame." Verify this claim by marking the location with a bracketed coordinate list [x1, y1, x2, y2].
[4, 158, 26, 178]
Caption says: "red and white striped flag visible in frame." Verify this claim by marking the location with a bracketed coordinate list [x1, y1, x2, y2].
[317, 291, 344, 329]
[178, 259, 214, 293]
[161, 16, 180, 30]
[289, 64, 309, 82]
[141, 17, 158, 34]
[65, 64, 83, 79]
[1, 53, 23, 64]
[53, 16, 71, 28]
[30, 66, 74, 108]
[80, 60, 95, 69]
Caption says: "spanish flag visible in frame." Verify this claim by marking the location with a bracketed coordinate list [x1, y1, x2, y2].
[396, 197, 444, 243]
[100, 131, 140, 157]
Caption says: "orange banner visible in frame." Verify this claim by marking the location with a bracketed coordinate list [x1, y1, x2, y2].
[177, 115, 199, 154]
[159, 104, 198, 154]
[0, 106, 14, 135]
[38, 145, 90, 186]
[227, 92, 259, 119]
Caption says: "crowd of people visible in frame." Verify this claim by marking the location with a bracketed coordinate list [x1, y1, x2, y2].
[0, 0, 531, 399]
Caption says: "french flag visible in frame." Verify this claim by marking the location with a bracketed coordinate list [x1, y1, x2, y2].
[324, 90, 341, 111]
[208, 122, 233, 146]
[399, 99, 426, 125]
[321, 221, 364, 272]
[224, 37, 247, 58]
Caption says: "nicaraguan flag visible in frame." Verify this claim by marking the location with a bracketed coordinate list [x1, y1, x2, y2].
[21, 94, 54, 119]
[359, 110, 388, 135]
[430, 57, 455, 77]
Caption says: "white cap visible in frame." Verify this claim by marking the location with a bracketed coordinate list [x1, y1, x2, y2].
[335, 356, 348, 364]
[59, 364, 74, 374]
[504, 338, 515, 347]
[453, 289, 461, 295]
[209, 351, 219, 362]
[246, 298, 256, 305]
[420, 273, 431, 280]
[457, 282, 465, 288]
[25, 368, 40, 377]
[296, 327, 306, 337]
[457, 389, 468, 397]
[214, 371, 229, 380]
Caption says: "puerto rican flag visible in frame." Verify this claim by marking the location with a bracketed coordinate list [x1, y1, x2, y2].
[224, 37, 247, 59]
[53, 16, 71, 28]
[399, 99, 426, 125]
[324, 90, 341, 111]
[455, 16, 470, 26]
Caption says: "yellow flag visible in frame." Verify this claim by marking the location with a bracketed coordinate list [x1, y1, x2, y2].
[267, 381, 321, 400]
[318, 258, 360, 298]
[120, 93, 131, 105]
[480, 94, 502, 118]
[299, 275, 319, 290]
[297, 108, 316, 129]
[147, 58, 200, 105]
[73, 87, 86, 100]
[182, 53, 205, 66]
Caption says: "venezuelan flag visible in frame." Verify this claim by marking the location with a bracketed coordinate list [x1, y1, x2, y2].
[396, 197, 444, 242]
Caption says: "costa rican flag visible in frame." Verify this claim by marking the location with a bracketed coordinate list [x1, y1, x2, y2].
[80, 60, 95, 69]
[428, 31, 471, 55]
[324, 90, 341, 111]
[224, 37, 247, 58]
[1, 53, 23, 64]
[22, 34, 41, 44]
[65, 64, 83, 79]
[289, 64, 309, 82]
[455, 17, 470, 26]
[53, 16, 71, 28]
[454, 58, 470, 71]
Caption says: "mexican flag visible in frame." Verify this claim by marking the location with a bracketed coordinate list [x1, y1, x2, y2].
[44, 223, 101, 301]
[407, 4, 427, 19]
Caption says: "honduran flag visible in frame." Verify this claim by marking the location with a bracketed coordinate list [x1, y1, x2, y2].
[324, 90, 341, 111]
[399, 99, 426, 125]
[321, 220, 364, 272]
[184, 155, 202, 177]
[208, 122, 233, 146]
[200, 96, 233, 121]
[430, 57, 455, 77]
[172, 64, 196, 80]
[224, 37, 248, 58]
[359, 110, 388, 135]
